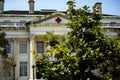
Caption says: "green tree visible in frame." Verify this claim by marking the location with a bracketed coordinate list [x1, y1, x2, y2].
[66, 1, 120, 80]
[34, 32, 70, 80]
[34, 1, 120, 80]
[0, 29, 14, 80]
[0, 30, 8, 57]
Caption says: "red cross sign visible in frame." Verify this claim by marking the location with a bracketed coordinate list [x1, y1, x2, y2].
[55, 17, 62, 23]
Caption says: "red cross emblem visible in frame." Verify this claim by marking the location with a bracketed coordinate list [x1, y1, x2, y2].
[55, 17, 62, 24]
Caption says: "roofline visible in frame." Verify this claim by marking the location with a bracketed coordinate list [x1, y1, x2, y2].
[104, 16, 120, 19]
[0, 10, 120, 17]
[0, 14, 43, 17]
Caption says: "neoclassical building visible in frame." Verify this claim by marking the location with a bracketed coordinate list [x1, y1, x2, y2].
[0, 0, 120, 80]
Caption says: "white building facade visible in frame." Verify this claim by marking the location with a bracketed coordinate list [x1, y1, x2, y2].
[0, 0, 120, 80]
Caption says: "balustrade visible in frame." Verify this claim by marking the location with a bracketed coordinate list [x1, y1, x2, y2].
[0, 22, 26, 27]
[102, 23, 120, 27]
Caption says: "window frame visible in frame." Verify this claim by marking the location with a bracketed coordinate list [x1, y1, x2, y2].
[6, 42, 11, 54]
[19, 41, 27, 53]
[36, 41, 44, 53]
[20, 62, 27, 77]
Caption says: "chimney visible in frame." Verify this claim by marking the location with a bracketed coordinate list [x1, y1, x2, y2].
[28, 0, 34, 14]
[67, 0, 74, 10]
[93, 2, 102, 14]
[0, 0, 4, 13]
[67, 0, 75, 16]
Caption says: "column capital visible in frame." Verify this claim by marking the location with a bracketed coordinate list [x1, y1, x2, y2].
[11, 38, 19, 42]
[29, 34, 35, 40]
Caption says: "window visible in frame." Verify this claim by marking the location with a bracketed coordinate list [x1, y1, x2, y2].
[36, 42, 44, 53]
[20, 41, 27, 53]
[4, 20, 11, 22]
[6, 43, 11, 53]
[20, 62, 27, 76]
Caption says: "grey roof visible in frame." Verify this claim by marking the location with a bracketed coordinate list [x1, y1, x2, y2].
[3, 10, 66, 15]
[1, 10, 118, 17]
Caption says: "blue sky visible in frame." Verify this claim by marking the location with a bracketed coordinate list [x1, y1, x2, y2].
[4, 0, 120, 15]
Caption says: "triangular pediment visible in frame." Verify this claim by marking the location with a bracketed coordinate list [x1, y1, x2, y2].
[32, 12, 70, 24]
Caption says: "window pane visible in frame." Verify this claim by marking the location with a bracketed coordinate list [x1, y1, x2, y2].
[20, 62, 27, 76]
[4, 20, 11, 22]
[37, 42, 44, 53]
[6, 43, 11, 53]
[20, 41, 27, 53]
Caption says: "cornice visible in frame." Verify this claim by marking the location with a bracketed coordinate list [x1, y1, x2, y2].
[103, 16, 120, 19]
[0, 14, 43, 17]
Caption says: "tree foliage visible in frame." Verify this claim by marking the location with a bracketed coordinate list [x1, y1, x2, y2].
[34, 1, 120, 80]
[0, 29, 14, 80]
[0, 30, 8, 57]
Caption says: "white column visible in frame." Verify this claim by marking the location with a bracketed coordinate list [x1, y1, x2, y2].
[29, 34, 35, 80]
[12, 38, 18, 80]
